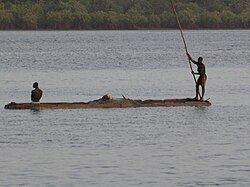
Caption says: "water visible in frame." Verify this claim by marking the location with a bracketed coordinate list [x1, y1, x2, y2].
[0, 30, 250, 186]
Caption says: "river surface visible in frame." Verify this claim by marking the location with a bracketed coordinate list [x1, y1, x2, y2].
[0, 30, 250, 187]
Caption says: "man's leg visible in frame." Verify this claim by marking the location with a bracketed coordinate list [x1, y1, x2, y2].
[200, 75, 207, 100]
[201, 85, 205, 100]
[194, 84, 199, 100]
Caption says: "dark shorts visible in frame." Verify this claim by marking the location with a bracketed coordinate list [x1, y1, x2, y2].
[197, 74, 207, 86]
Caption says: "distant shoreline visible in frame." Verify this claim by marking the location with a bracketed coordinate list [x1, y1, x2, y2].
[0, 28, 249, 31]
[1, 0, 249, 31]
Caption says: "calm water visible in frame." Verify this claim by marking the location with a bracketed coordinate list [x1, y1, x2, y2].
[0, 30, 250, 187]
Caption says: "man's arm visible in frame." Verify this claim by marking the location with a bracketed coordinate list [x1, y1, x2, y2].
[192, 70, 200, 75]
[31, 90, 34, 101]
[186, 53, 197, 64]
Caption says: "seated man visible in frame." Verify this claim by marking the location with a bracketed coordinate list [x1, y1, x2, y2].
[31, 82, 43, 102]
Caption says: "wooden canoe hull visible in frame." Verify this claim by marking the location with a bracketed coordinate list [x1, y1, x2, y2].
[4, 98, 211, 110]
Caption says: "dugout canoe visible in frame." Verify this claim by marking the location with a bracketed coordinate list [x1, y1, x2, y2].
[4, 98, 211, 110]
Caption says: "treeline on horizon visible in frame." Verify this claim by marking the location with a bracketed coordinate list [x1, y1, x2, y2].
[0, 0, 249, 30]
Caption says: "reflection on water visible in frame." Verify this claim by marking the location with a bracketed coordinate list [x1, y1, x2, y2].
[0, 30, 250, 186]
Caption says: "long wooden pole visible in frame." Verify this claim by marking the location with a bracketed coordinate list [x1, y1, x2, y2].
[170, 0, 200, 98]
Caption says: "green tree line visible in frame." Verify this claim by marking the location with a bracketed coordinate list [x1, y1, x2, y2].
[0, 0, 249, 30]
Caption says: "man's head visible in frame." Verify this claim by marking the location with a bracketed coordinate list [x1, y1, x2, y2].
[198, 57, 203, 62]
[33, 82, 39, 88]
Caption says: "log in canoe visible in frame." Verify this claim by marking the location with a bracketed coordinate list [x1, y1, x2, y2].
[4, 98, 211, 110]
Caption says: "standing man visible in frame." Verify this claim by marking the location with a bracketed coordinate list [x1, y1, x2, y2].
[31, 82, 43, 102]
[187, 53, 207, 101]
